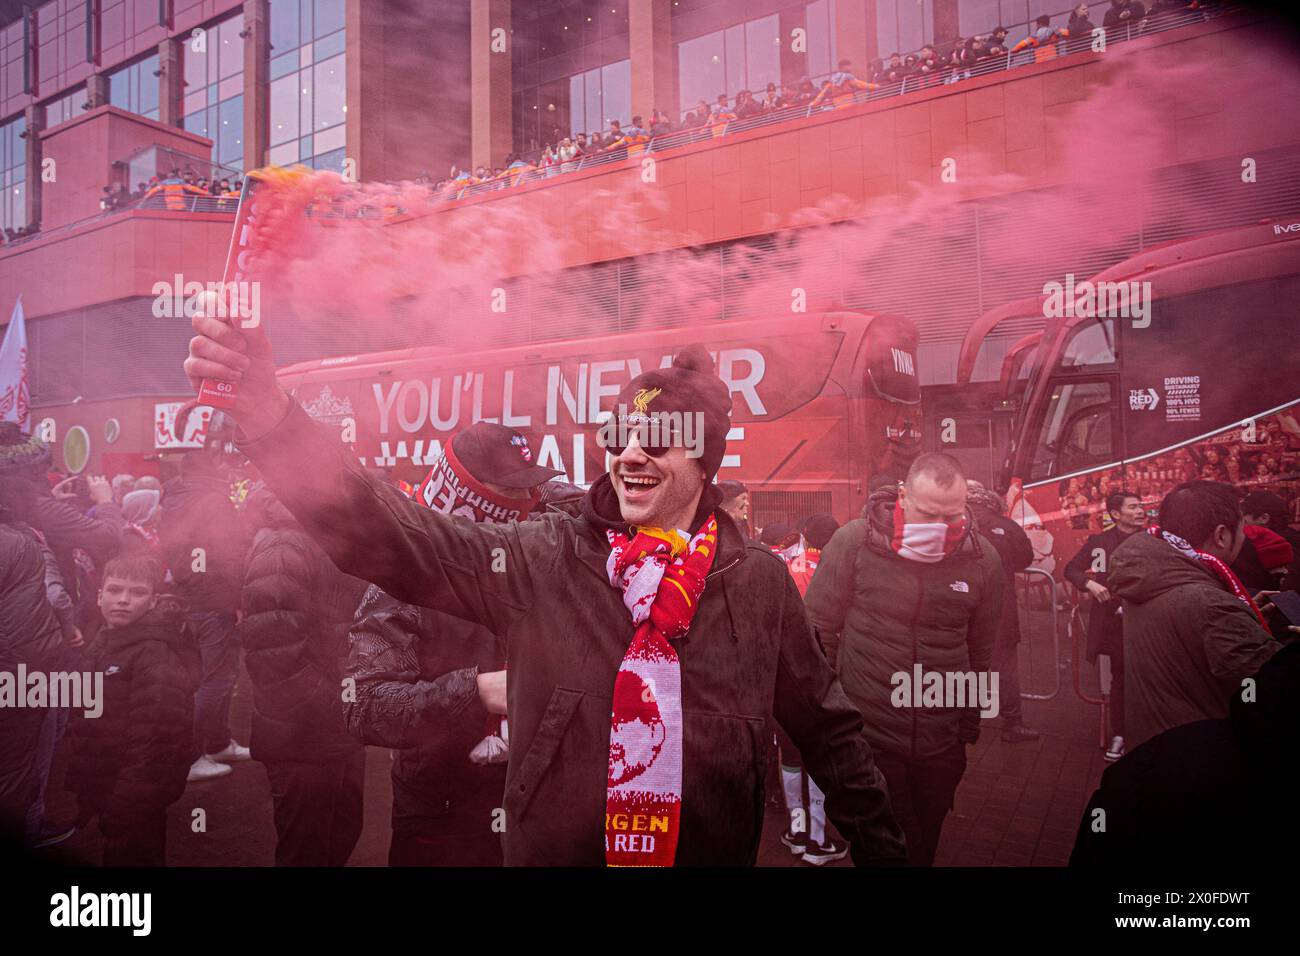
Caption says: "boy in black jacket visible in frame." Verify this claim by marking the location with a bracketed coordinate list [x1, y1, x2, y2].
[67, 556, 201, 866]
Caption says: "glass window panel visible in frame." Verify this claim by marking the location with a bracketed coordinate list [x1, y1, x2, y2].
[300, 0, 313, 44]
[218, 94, 242, 165]
[808, 0, 831, 74]
[313, 53, 344, 129]
[314, 122, 344, 153]
[600, 58, 629, 127]
[725, 24, 745, 93]
[315, 30, 344, 59]
[109, 68, 129, 107]
[270, 51, 298, 80]
[183, 89, 207, 116]
[569, 72, 584, 136]
[270, 73, 300, 144]
[874, 0, 897, 56]
[184, 30, 210, 89]
[677, 29, 724, 115]
[219, 75, 241, 100]
[183, 106, 209, 136]
[138, 54, 159, 116]
[313, 146, 345, 172]
[1001, 1, 1031, 29]
[314, 0, 344, 39]
[958, 0, 1002, 37]
[270, 0, 299, 54]
[299, 71, 314, 135]
[220, 15, 244, 79]
[583, 67, 600, 133]
[268, 141, 297, 166]
[300, 42, 313, 68]
[896, 0, 933, 53]
[299, 134, 313, 160]
[745, 15, 781, 92]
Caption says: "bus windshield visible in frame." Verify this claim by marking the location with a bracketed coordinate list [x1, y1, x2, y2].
[1027, 380, 1116, 481]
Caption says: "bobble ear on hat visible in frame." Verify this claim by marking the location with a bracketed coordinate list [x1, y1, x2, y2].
[672, 344, 715, 374]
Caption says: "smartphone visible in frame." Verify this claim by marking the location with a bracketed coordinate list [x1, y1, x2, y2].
[1269, 590, 1300, 626]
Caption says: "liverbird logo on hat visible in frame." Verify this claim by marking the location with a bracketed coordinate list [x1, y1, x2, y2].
[510, 433, 533, 462]
[632, 387, 662, 415]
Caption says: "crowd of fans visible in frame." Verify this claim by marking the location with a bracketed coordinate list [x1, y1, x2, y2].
[102, 167, 244, 213]
[431, 0, 1219, 197]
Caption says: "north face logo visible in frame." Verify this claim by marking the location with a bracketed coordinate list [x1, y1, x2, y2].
[949, 581, 970, 593]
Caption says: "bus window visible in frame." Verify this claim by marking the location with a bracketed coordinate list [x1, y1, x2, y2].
[1058, 319, 1117, 370]
[1029, 380, 1116, 480]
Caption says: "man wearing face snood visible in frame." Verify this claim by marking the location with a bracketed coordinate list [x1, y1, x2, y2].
[805, 453, 1004, 866]
[344, 423, 563, 866]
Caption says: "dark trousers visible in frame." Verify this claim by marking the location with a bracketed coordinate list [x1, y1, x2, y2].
[1105, 641, 1126, 736]
[0, 707, 45, 847]
[102, 810, 167, 867]
[264, 751, 366, 867]
[991, 632, 1024, 724]
[388, 775, 503, 867]
[873, 742, 968, 867]
[188, 610, 241, 757]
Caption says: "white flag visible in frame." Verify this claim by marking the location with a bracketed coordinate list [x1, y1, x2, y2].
[0, 296, 28, 429]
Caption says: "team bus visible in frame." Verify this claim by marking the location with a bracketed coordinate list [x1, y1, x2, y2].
[275, 310, 923, 528]
[957, 220, 1300, 576]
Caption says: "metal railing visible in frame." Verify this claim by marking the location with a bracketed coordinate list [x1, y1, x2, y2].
[435, 4, 1229, 204]
[1019, 566, 1063, 701]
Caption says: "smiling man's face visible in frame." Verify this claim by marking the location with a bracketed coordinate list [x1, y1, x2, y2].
[610, 433, 706, 531]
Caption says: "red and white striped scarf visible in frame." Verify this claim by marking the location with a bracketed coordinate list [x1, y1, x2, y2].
[1147, 525, 1267, 627]
[603, 517, 718, 867]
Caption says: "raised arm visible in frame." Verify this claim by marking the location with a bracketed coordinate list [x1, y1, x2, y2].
[184, 300, 552, 635]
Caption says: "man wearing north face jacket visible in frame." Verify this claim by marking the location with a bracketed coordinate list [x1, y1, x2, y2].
[185, 311, 906, 866]
[805, 454, 1004, 866]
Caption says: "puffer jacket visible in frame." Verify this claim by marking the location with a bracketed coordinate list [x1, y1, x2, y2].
[346, 586, 506, 829]
[65, 599, 201, 833]
[1071, 642, 1300, 868]
[804, 488, 1005, 760]
[239, 489, 370, 764]
[160, 473, 247, 612]
[969, 502, 1034, 645]
[1108, 529, 1279, 749]
[0, 524, 66, 833]
[0, 524, 63, 672]
[239, 401, 906, 866]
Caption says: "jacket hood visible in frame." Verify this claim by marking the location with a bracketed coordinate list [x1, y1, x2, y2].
[1108, 530, 1225, 604]
[862, 487, 981, 560]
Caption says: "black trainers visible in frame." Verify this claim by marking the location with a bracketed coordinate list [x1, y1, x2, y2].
[801, 837, 849, 866]
[780, 828, 808, 856]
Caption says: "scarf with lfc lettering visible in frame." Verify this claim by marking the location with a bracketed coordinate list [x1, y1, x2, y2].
[603, 517, 718, 867]
[1146, 525, 1267, 627]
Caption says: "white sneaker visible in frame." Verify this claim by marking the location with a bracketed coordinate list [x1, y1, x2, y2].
[187, 755, 233, 782]
[206, 740, 252, 763]
[1104, 736, 1126, 762]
